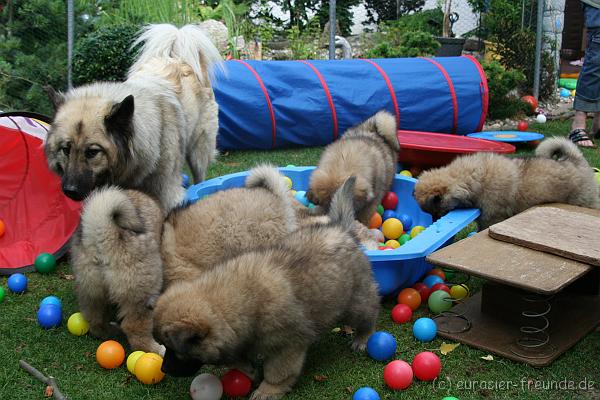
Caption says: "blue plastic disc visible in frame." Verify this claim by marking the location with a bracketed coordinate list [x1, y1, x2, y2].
[467, 131, 544, 143]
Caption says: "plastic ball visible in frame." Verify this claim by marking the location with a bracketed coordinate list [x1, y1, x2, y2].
[282, 176, 293, 189]
[35, 253, 56, 274]
[412, 282, 431, 302]
[67, 312, 89, 336]
[369, 229, 385, 243]
[385, 239, 400, 249]
[181, 173, 190, 188]
[135, 352, 165, 384]
[427, 268, 446, 281]
[410, 226, 426, 238]
[571, 89, 576, 97]
[290, 189, 297, 196]
[37, 304, 62, 329]
[0, 219, 5, 237]
[428, 290, 453, 314]
[221, 369, 252, 397]
[0, 286, 4, 303]
[391, 303, 413, 324]
[397, 288, 421, 311]
[413, 317, 437, 342]
[7, 273, 27, 294]
[369, 213, 383, 229]
[398, 233, 411, 245]
[536, 113, 547, 123]
[308, 202, 316, 209]
[377, 204, 384, 215]
[286, 164, 296, 168]
[517, 120, 528, 132]
[127, 351, 146, 374]
[431, 283, 451, 294]
[383, 360, 413, 390]
[467, 231, 477, 238]
[595, 168, 600, 185]
[190, 373, 223, 400]
[40, 295, 62, 309]
[399, 170, 413, 178]
[96, 340, 126, 369]
[412, 351, 442, 381]
[521, 95, 538, 113]
[442, 397, 460, 400]
[398, 214, 413, 231]
[450, 284, 469, 300]
[560, 88, 570, 97]
[353, 387, 380, 400]
[382, 218, 403, 240]
[381, 192, 399, 210]
[382, 210, 397, 221]
[366, 331, 397, 361]
[422, 275, 444, 288]
[294, 191, 310, 206]
[378, 246, 394, 251]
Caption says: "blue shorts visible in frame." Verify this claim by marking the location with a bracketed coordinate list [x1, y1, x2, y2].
[575, 6, 600, 112]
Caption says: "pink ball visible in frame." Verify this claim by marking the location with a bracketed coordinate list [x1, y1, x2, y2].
[412, 351, 441, 381]
[383, 360, 413, 390]
[431, 283, 451, 294]
[391, 304, 413, 324]
[381, 192, 398, 210]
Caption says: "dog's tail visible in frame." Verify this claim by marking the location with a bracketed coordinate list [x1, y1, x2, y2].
[369, 110, 400, 152]
[535, 137, 589, 168]
[328, 176, 357, 231]
[130, 23, 223, 85]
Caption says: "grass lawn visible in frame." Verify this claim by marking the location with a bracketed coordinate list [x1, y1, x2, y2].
[1, 119, 599, 400]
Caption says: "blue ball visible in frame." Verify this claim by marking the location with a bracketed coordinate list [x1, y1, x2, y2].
[353, 387, 380, 400]
[37, 304, 62, 329]
[40, 296, 62, 309]
[398, 214, 413, 230]
[423, 275, 444, 288]
[560, 88, 571, 98]
[294, 190, 310, 207]
[366, 331, 397, 361]
[467, 231, 477, 237]
[7, 273, 27, 294]
[382, 210, 397, 221]
[181, 173, 190, 188]
[413, 317, 437, 342]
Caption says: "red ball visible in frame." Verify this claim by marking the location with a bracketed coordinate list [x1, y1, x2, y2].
[427, 268, 446, 281]
[391, 303, 413, 324]
[397, 288, 421, 311]
[521, 95, 538, 113]
[384, 360, 413, 390]
[221, 369, 252, 397]
[412, 282, 431, 303]
[431, 283, 451, 294]
[381, 192, 398, 210]
[412, 351, 442, 381]
[517, 120, 528, 131]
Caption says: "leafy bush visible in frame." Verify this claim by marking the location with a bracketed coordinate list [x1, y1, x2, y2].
[482, 60, 529, 119]
[364, 0, 426, 24]
[73, 23, 141, 86]
[364, 19, 440, 58]
[286, 19, 321, 60]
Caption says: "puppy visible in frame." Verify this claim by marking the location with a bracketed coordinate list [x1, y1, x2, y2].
[70, 166, 297, 354]
[413, 137, 600, 229]
[153, 177, 381, 400]
[45, 24, 223, 211]
[307, 110, 400, 225]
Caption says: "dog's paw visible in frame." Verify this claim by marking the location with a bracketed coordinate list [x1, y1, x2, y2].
[89, 323, 122, 340]
[351, 338, 368, 352]
[249, 382, 286, 400]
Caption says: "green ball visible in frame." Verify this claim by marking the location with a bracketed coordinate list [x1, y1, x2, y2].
[428, 290, 452, 314]
[377, 205, 384, 215]
[35, 253, 56, 274]
[399, 233, 411, 245]
[286, 164, 296, 168]
[443, 268, 455, 280]
[442, 397, 460, 400]
[0, 286, 4, 303]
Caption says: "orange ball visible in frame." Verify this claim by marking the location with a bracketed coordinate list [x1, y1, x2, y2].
[369, 213, 383, 229]
[427, 268, 446, 281]
[96, 340, 125, 369]
[135, 352, 165, 384]
[0, 219, 5, 237]
[397, 288, 421, 311]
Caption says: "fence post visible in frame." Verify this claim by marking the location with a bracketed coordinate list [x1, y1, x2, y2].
[533, 0, 544, 99]
[67, 0, 74, 89]
[329, 0, 336, 60]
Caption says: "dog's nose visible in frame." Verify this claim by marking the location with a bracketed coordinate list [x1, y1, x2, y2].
[62, 184, 85, 201]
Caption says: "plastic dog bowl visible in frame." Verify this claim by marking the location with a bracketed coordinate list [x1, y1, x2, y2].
[186, 167, 480, 295]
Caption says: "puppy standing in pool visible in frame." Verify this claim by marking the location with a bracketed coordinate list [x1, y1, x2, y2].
[153, 177, 381, 400]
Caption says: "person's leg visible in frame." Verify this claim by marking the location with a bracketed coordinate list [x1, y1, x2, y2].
[592, 112, 600, 137]
[571, 111, 594, 147]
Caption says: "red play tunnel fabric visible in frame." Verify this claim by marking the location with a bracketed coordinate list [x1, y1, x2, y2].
[0, 112, 81, 274]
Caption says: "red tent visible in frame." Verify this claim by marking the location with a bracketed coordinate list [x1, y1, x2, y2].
[0, 112, 81, 274]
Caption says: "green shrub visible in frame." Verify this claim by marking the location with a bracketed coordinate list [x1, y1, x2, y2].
[482, 60, 529, 119]
[73, 23, 141, 86]
[364, 19, 440, 58]
[286, 19, 321, 60]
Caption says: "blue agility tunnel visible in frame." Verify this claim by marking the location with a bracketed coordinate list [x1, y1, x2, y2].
[212, 56, 488, 150]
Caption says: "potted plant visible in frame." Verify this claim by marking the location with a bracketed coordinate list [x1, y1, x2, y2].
[435, 0, 466, 56]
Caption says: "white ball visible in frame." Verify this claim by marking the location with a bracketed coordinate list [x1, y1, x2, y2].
[190, 373, 223, 400]
[536, 114, 547, 124]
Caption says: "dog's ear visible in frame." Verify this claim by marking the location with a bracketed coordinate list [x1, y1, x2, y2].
[105, 95, 135, 160]
[446, 185, 475, 209]
[44, 85, 65, 110]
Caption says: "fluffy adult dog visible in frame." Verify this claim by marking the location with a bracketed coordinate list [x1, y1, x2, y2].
[307, 110, 400, 225]
[70, 166, 297, 355]
[413, 137, 600, 229]
[45, 24, 223, 211]
[153, 177, 381, 400]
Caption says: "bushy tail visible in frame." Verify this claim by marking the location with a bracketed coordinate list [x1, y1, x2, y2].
[129, 23, 224, 85]
[371, 110, 400, 151]
[328, 176, 357, 231]
[535, 137, 589, 168]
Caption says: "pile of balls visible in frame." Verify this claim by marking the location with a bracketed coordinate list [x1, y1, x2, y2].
[190, 369, 252, 400]
[400, 268, 469, 316]
[96, 341, 166, 385]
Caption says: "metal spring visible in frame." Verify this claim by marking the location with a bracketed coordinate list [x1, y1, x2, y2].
[510, 294, 557, 359]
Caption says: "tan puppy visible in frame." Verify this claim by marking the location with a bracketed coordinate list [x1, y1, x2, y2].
[153, 177, 381, 400]
[307, 110, 400, 225]
[413, 137, 600, 229]
[70, 165, 297, 354]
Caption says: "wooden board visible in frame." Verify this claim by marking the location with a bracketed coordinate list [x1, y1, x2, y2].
[426, 229, 591, 295]
[489, 205, 600, 266]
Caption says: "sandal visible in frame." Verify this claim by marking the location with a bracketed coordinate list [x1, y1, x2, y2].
[569, 128, 596, 148]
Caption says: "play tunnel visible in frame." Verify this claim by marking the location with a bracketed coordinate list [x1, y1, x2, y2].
[213, 56, 488, 150]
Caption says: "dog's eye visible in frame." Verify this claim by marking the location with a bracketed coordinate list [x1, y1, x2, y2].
[84, 148, 101, 159]
[61, 144, 71, 156]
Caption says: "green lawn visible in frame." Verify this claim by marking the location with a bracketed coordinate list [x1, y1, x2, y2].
[1, 119, 599, 400]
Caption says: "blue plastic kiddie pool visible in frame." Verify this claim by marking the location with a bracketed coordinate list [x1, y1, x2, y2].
[186, 166, 480, 295]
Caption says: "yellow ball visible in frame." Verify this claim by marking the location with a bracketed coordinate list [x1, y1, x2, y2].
[67, 312, 89, 336]
[135, 353, 165, 384]
[400, 170, 413, 178]
[385, 239, 400, 249]
[382, 218, 403, 240]
[410, 225, 426, 238]
[290, 190, 297, 197]
[450, 285, 469, 300]
[283, 176, 293, 189]
[127, 351, 146, 374]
